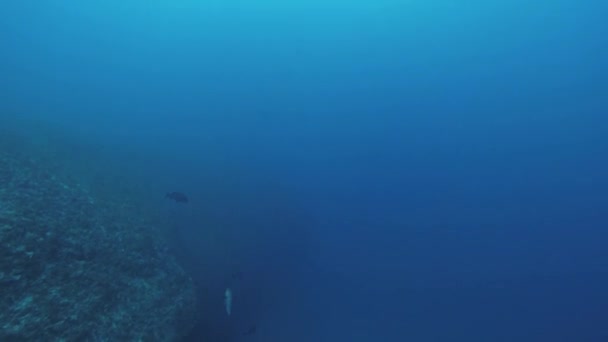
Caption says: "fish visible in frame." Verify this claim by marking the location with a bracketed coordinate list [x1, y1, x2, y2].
[224, 288, 232, 316]
[165, 192, 189, 203]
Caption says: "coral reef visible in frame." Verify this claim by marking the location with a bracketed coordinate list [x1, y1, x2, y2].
[0, 123, 197, 341]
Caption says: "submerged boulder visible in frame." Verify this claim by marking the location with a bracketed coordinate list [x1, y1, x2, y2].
[0, 125, 197, 341]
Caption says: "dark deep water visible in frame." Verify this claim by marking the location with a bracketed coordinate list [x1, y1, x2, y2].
[2, 1, 608, 341]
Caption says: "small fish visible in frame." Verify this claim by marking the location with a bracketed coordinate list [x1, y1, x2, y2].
[165, 192, 188, 203]
[224, 288, 232, 316]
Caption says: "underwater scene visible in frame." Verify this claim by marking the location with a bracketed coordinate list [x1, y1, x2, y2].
[1, 1, 607, 341]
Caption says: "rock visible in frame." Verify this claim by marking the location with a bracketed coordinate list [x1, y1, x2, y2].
[0, 124, 198, 341]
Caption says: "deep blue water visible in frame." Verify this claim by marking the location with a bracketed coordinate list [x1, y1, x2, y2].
[1, 1, 608, 341]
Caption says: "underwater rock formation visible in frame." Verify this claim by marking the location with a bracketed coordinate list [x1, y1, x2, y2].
[0, 126, 197, 341]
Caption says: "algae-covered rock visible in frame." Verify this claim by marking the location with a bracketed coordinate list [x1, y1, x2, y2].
[0, 123, 197, 341]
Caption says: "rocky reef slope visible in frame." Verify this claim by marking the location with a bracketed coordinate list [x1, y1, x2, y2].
[0, 122, 197, 341]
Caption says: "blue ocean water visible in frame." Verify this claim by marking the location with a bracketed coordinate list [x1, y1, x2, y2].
[1, 1, 607, 341]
